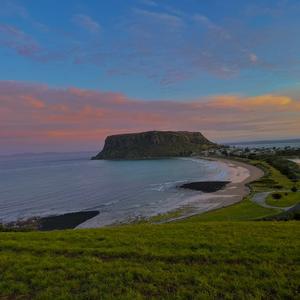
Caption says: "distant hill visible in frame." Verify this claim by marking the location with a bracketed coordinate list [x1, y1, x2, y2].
[92, 131, 218, 160]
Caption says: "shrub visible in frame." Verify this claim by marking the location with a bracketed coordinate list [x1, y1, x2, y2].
[291, 186, 297, 192]
[274, 185, 283, 189]
[271, 193, 282, 200]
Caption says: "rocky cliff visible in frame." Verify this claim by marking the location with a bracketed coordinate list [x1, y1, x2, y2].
[92, 131, 218, 160]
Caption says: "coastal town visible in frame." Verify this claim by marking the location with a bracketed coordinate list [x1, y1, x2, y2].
[202, 144, 300, 159]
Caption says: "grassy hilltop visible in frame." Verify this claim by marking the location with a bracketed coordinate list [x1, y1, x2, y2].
[0, 158, 299, 299]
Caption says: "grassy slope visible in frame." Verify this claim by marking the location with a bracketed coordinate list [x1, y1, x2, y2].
[0, 222, 299, 299]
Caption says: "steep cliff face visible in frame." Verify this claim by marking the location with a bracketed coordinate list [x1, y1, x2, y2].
[92, 131, 218, 160]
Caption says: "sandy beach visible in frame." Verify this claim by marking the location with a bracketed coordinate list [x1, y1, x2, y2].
[159, 157, 264, 223]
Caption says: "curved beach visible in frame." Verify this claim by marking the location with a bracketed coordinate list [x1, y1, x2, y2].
[162, 158, 264, 222]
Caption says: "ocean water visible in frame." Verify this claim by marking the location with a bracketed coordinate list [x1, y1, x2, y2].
[0, 152, 230, 225]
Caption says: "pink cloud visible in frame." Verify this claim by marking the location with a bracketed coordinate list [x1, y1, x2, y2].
[22, 95, 46, 109]
[0, 80, 299, 153]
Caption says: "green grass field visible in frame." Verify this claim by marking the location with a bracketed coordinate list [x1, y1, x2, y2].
[0, 222, 299, 299]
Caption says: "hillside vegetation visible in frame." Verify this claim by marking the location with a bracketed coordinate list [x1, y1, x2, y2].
[263, 156, 300, 181]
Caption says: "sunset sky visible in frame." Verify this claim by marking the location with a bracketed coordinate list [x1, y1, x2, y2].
[1, 0, 300, 154]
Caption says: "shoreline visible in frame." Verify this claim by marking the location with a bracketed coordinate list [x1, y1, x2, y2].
[79, 157, 264, 228]
[151, 157, 264, 224]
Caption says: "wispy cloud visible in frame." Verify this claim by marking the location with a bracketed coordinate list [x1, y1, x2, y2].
[193, 14, 223, 32]
[140, 0, 158, 7]
[0, 0, 49, 32]
[0, 23, 72, 62]
[133, 8, 184, 28]
[245, 1, 292, 17]
[73, 14, 101, 33]
[0, 0, 29, 18]
[96, 5, 274, 85]
[0, 23, 41, 58]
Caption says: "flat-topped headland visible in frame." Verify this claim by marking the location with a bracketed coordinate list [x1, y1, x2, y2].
[92, 130, 218, 160]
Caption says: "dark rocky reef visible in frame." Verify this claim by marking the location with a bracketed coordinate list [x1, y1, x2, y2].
[0, 211, 99, 232]
[180, 181, 230, 193]
[38, 211, 99, 231]
[92, 131, 218, 160]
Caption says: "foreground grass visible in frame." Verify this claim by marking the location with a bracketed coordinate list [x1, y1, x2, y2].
[266, 192, 300, 208]
[0, 222, 299, 299]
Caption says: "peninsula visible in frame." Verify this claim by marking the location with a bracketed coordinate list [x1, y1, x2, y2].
[92, 130, 218, 160]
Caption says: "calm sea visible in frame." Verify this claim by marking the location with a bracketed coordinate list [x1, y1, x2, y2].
[0, 152, 229, 225]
